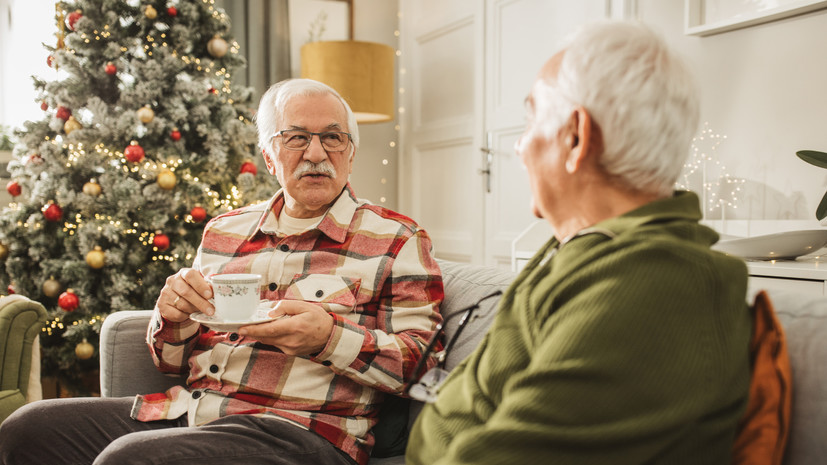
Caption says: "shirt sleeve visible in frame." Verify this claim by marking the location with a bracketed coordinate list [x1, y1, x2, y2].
[146, 307, 203, 375]
[311, 229, 445, 393]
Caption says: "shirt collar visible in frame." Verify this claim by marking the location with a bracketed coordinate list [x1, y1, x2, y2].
[253, 183, 358, 243]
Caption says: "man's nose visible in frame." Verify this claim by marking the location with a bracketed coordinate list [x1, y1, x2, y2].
[303, 134, 329, 163]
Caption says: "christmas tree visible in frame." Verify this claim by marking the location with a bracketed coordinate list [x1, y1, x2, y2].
[0, 0, 278, 394]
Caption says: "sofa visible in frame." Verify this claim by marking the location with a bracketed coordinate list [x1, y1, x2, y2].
[99, 260, 827, 464]
[0, 295, 47, 423]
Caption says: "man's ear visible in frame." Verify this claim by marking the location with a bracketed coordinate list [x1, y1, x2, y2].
[262, 149, 277, 175]
[564, 106, 595, 173]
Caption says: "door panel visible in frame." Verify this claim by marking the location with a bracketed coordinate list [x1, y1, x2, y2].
[484, 0, 614, 266]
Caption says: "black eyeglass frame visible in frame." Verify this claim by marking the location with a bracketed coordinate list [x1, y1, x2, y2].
[403, 290, 504, 397]
[271, 129, 353, 152]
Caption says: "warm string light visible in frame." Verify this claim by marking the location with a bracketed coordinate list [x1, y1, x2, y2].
[676, 122, 744, 219]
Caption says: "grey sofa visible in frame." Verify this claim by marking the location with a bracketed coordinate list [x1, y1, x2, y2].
[100, 261, 827, 464]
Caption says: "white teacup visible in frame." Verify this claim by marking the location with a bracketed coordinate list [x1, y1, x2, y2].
[208, 274, 262, 322]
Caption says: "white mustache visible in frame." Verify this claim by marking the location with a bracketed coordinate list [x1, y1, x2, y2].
[293, 160, 337, 180]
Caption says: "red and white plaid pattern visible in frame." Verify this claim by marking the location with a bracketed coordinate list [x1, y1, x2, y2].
[132, 185, 444, 465]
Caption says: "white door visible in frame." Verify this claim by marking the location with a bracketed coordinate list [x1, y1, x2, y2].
[400, 0, 636, 266]
[399, 1, 486, 264]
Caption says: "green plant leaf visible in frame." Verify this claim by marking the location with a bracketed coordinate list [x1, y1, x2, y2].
[817, 190, 827, 221]
[797, 150, 827, 169]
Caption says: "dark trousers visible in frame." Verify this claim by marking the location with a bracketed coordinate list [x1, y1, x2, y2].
[0, 397, 356, 465]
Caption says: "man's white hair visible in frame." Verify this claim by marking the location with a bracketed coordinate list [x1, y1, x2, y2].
[536, 20, 700, 196]
[255, 78, 360, 160]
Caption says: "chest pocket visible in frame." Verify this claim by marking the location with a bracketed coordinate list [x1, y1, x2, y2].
[284, 274, 361, 314]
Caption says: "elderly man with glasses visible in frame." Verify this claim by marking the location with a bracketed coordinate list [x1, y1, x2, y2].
[0, 79, 444, 465]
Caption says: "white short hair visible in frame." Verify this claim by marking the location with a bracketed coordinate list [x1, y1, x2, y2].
[255, 78, 360, 159]
[537, 21, 700, 196]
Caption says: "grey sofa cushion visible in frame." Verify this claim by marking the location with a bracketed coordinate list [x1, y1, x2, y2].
[754, 288, 827, 465]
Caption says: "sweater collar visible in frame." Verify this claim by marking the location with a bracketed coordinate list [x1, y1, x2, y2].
[559, 191, 714, 246]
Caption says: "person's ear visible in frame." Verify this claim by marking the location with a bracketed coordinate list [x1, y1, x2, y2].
[564, 106, 594, 173]
[262, 149, 277, 175]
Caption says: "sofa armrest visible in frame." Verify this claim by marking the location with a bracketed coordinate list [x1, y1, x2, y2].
[0, 295, 47, 398]
[99, 310, 185, 398]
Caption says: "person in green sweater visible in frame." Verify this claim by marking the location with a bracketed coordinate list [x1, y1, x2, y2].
[406, 20, 752, 465]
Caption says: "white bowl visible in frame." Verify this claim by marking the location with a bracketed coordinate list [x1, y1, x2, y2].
[713, 229, 827, 260]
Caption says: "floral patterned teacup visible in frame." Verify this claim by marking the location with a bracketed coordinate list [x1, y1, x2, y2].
[208, 273, 262, 321]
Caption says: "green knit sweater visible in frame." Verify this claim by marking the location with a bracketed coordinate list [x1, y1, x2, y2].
[407, 191, 751, 465]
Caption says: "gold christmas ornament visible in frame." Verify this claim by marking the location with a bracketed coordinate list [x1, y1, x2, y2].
[157, 169, 177, 190]
[42, 276, 62, 298]
[137, 105, 155, 124]
[0, 242, 7, 261]
[83, 179, 102, 196]
[63, 115, 82, 134]
[85, 246, 105, 269]
[144, 5, 158, 19]
[207, 35, 229, 58]
[75, 339, 95, 360]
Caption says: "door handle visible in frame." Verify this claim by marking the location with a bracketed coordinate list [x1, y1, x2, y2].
[479, 133, 493, 193]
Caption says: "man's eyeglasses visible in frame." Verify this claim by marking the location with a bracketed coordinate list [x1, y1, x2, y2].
[272, 129, 352, 152]
[404, 290, 503, 403]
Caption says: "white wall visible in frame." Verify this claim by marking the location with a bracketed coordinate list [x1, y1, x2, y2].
[638, 1, 827, 222]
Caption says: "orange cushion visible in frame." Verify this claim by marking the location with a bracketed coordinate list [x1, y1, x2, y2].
[732, 290, 793, 465]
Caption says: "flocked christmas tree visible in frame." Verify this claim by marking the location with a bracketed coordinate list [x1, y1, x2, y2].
[0, 0, 278, 394]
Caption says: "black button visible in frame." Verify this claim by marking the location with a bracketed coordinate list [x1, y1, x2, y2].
[268, 282, 277, 292]
[279, 244, 289, 252]
[191, 391, 202, 399]
[315, 289, 324, 298]
[229, 333, 239, 341]
[321, 360, 332, 366]
[209, 364, 219, 373]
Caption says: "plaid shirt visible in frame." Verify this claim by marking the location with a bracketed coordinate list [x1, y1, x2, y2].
[132, 185, 444, 465]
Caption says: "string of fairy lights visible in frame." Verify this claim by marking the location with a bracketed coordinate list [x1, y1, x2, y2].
[26, 0, 243, 344]
[676, 122, 744, 218]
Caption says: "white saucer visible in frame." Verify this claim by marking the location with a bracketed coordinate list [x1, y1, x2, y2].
[190, 300, 285, 332]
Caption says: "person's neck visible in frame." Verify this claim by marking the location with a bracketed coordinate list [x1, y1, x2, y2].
[551, 180, 663, 241]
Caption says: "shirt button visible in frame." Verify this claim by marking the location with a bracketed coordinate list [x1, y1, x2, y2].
[209, 364, 219, 374]
[268, 282, 277, 292]
[191, 391, 202, 399]
[279, 244, 289, 252]
[229, 333, 239, 341]
[321, 360, 332, 366]
[315, 289, 324, 298]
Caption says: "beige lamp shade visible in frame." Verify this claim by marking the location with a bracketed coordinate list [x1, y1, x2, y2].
[301, 40, 395, 124]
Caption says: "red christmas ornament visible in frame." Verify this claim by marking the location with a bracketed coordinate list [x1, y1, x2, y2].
[67, 10, 83, 31]
[105, 62, 117, 75]
[240, 160, 257, 175]
[167, 6, 178, 16]
[153, 232, 170, 251]
[190, 205, 207, 222]
[7, 284, 15, 295]
[170, 128, 181, 141]
[47, 55, 54, 68]
[6, 180, 21, 197]
[40, 101, 48, 111]
[124, 141, 145, 163]
[209, 87, 218, 94]
[42, 202, 63, 222]
[58, 289, 79, 312]
[56, 106, 72, 121]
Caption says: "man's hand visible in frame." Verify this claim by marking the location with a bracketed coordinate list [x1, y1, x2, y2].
[239, 300, 334, 356]
[156, 268, 214, 323]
